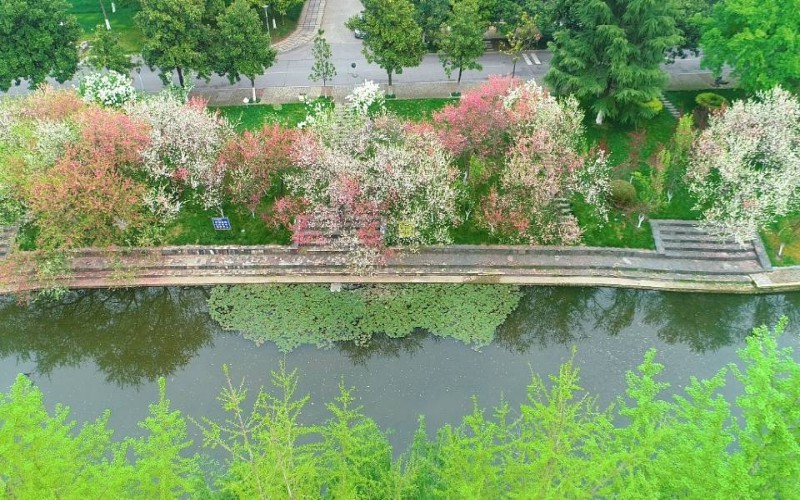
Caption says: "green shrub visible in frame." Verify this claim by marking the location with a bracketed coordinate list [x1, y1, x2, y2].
[640, 98, 664, 115]
[610, 179, 638, 208]
[695, 92, 728, 110]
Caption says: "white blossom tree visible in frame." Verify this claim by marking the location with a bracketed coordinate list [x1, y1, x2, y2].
[126, 91, 233, 211]
[686, 87, 800, 243]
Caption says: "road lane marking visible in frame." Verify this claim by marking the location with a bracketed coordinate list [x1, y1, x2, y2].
[529, 52, 541, 65]
[522, 53, 533, 65]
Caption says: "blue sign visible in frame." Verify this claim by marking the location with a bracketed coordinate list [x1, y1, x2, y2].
[212, 217, 232, 230]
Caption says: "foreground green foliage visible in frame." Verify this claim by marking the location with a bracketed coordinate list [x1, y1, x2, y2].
[207, 284, 524, 351]
[1, 320, 798, 497]
[0, 0, 82, 91]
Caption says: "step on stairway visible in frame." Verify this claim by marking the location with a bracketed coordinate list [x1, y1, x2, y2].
[650, 219, 767, 270]
[658, 95, 681, 119]
[0, 226, 18, 258]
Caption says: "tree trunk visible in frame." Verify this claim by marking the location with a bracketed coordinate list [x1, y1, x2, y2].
[457, 66, 463, 85]
[779, 243, 785, 257]
[250, 78, 256, 102]
[511, 58, 517, 78]
[387, 71, 393, 87]
[176, 66, 185, 87]
[595, 110, 604, 125]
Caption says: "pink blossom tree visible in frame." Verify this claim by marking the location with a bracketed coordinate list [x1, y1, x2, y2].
[476, 80, 610, 245]
[282, 110, 459, 256]
[216, 124, 299, 214]
[686, 87, 800, 243]
[432, 75, 516, 158]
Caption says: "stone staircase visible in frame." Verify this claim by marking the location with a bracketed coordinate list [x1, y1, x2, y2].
[0, 226, 18, 258]
[293, 209, 380, 248]
[650, 219, 769, 269]
[658, 95, 681, 118]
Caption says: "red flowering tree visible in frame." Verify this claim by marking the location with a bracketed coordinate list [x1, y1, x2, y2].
[25, 107, 152, 249]
[432, 75, 516, 158]
[216, 124, 299, 214]
[27, 149, 150, 249]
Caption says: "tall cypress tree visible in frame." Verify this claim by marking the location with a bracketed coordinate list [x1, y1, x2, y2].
[544, 0, 682, 125]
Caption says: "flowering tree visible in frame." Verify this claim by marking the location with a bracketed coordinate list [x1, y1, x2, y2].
[477, 80, 610, 245]
[24, 107, 153, 249]
[27, 150, 150, 249]
[216, 124, 299, 213]
[126, 92, 233, 210]
[432, 75, 516, 158]
[282, 99, 459, 258]
[78, 71, 138, 108]
[686, 87, 800, 243]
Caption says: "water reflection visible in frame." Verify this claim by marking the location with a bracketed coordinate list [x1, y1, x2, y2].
[0, 287, 214, 387]
[336, 330, 434, 366]
[1, 286, 799, 384]
[496, 288, 800, 354]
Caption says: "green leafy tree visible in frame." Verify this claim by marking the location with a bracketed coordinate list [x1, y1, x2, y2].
[268, 0, 304, 18]
[136, 0, 207, 87]
[0, 374, 132, 496]
[87, 25, 135, 73]
[544, 0, 682, 125]
[411, 0, 451, 48]
[309, 29, 337, 90]
[667, 0, 715, 61]
[0, 0, 81, 91]
[438, 0, 486, 84]
[701, 0, 800, 92]
[127, 378, 204, 498]
[193, 363, 322, 498]
[213, 0, 277, 103]
[348, 0, 426, 87]
[502, 11, 541, 77]
[318, 383, 402, 497]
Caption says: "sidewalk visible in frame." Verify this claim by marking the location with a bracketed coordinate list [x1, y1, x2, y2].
[272, 0, 325, 53]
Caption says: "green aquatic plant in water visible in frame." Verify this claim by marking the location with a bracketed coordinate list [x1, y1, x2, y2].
[207, 284, 523, 351]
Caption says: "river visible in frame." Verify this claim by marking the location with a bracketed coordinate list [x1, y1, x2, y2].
[1, 286, 798, 452]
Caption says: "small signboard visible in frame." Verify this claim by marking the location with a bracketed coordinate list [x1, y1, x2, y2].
[212, 217, 232, 231]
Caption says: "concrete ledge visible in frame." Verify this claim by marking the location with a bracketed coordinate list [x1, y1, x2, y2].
[0, 243, 784, 295]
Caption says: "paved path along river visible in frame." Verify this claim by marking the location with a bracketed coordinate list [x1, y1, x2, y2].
[4, 220, 800, 294]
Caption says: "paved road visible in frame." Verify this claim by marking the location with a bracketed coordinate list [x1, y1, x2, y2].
[1, 0, 732, 97]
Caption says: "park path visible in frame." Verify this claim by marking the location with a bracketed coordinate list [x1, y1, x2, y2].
[272, 0, 326, 53]
[3, 220, 798, 294]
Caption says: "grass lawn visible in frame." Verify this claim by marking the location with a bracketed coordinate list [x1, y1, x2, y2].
[164, 202, 291, 246]
[69, 0, 143, 54]
[385, 98, 456, 121]
[215, 103, 310, 131]
[69, 0, 302, 54]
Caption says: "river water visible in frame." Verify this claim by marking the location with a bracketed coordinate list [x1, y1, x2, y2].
[1, 286, 798, 452]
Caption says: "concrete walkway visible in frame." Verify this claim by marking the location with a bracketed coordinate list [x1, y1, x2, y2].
[272, 0, 326, 53]
[2, 220, 798, 294]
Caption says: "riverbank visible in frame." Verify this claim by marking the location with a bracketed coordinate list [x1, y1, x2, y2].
[3, 223, 800, 294]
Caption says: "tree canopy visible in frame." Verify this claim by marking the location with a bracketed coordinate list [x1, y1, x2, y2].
[701, 0, 800, 92]
[438, 0, 486, 84]
[136, 0, 208, 87]
[348, 0, 425, 86]
[544, 0, 682, 124]
[0, 319, 798, 497]
[213, 0, 276, 100]
[0, 0, 81, 91]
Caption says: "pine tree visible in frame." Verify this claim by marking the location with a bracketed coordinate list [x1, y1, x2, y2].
[545, 0, 682, 125]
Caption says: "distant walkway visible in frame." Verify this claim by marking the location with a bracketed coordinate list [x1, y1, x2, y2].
[2, 221, 799, 294]
[272, 0, 326, 53]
